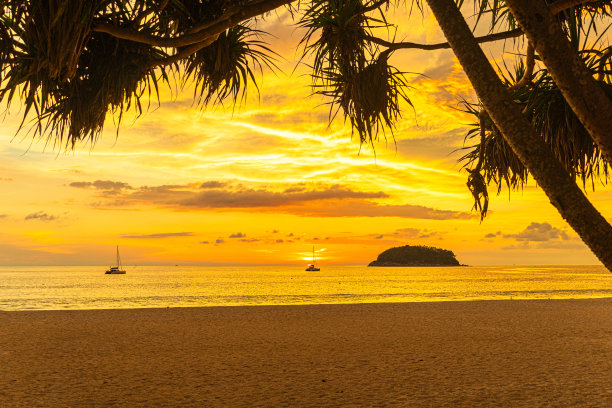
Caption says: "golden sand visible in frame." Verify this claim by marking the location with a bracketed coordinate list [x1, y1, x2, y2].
[2, 299, 612, 407]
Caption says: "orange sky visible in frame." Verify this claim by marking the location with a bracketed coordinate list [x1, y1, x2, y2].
[0, 7, 610, 266]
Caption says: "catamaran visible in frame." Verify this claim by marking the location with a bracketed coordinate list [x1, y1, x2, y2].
[305, 246, 320, 271]
[105, 245, 126, 274]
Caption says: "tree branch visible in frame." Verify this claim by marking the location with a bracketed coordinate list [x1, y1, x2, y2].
[93, 0, 295, 48]
[509, 41, 535, 91]
[367, 0, 599, 52]
[549, 0, 600, 14]
[150, 35, 221, 68]
[366, 28, 524, 51]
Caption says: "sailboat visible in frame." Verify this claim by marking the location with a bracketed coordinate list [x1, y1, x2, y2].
[105, 245, 126, 274]
[305, 246, 320, 271]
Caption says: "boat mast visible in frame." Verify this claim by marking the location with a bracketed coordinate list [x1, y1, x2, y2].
[116, 245, 121, 268]
[312, 246, 315, 265]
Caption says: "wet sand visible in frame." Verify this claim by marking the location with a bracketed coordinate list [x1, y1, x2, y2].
[1, 299, 612, 407]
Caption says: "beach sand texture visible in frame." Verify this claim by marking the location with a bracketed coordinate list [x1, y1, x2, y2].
[1, 299, 612, 407]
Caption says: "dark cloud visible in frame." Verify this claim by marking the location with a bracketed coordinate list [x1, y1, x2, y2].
[70, 180, 132, 191]
[375, 234, 383, 239]
[276, 239, 284, 243]
[215, 239, 224, 244]
[201, 241, 210, 244]
[25, 212, 58, 222]
[297, 202, 474, 220]
[240, 238, 260, 243]
[504, 222, 569, 242]
[261, 93, 291, 105]
[122, 232, 194, 239]
[200, 181, 226, 189]
[0, 214, 7, 219]
[483, 231, 502, 240]
[178, 185, 387, 208]
[229, 232, 246, 238]
[79, 180, 471, 221]
[393, 228, 421, 237]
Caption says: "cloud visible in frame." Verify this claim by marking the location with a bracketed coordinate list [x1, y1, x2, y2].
[504, 223, 569, 242]
[295, 201, 474, 220]
[0, 177, 13, 182]
[76, 179, 473, 220]
[240, 238, 260, 243]
[200, 181, 226, 189]
[70, 180, 132, 191]
[375, 234, 384, 239]
[248, 111, 330, 127]
[229, 232, 246, 238]
[178, 185, 387, 208]
[215, 239, 225, 244]
[122, 232, 194, 239]
[276, 239, 284, 243]
[201, 241, 210, 244]
[500, 223, 578, 250]
[0, 214, 7, 219]
[24, 212, 58, 222]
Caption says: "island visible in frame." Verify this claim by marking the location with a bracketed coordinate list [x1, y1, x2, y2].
[368, 245, 462, 267]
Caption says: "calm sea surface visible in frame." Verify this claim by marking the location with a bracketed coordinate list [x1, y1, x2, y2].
[0, 265, 611, 311]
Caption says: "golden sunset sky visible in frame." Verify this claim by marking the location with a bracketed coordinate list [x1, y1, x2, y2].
[0, 7, 610, 266]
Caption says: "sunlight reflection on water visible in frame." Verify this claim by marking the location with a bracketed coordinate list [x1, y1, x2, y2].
[0, 265, 610, 310]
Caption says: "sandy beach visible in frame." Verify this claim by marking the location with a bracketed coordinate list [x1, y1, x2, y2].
[2, 299, 612, 407]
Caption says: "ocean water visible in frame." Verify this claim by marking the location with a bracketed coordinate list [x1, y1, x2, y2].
[0, 265, 611, 311]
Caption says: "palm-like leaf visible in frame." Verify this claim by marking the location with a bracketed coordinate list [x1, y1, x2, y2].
[460, 60, 611, 219]
[299, 0, 412, 145]
[183, 24, 279, 107]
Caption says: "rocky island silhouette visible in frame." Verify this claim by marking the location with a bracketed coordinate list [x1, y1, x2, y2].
[368, 245, 462, 266]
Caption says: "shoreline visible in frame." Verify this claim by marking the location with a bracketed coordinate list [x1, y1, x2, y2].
[3, 295, 612, 313]
[2, 298, 612, 406]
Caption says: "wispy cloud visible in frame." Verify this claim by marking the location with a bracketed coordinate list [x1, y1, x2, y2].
[24, 212, 58, 222]
[177, 185, 387, 208]
[122, 232, 194, 239]
[74, 179, 472, 220]
[200, 181, 227, 189]
[294, 201, 474, 220]
[70, 180, 132, 191]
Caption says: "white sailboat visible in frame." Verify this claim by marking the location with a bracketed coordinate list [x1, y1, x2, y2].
[105, 245, 126, 274]
[305, 246, 320, 271]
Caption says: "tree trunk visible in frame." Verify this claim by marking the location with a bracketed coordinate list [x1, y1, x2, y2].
[424, 0, 612, 271]
[504, 0, 612, 163]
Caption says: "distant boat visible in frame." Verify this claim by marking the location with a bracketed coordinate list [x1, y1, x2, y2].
[105, 245, 126, 274]
[306, 246, 320, 271]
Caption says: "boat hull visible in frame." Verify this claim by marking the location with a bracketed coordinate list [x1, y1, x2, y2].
[105, 270, 126, 274]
